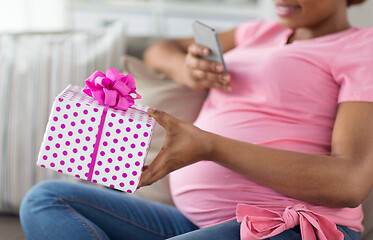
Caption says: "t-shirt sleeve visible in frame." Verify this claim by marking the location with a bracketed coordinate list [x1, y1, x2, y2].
[331, 28, 373, 103]
[235, 20, 264, 47]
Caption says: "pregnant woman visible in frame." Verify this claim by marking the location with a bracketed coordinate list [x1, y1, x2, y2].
[20, 0, 373, 239]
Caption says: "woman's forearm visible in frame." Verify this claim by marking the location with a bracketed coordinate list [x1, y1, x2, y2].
[139, 104, 373, 207]
[207, 131, 363, 208]
[143, 40, 187, 84]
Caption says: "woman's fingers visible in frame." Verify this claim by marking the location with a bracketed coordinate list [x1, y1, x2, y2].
[147, 108, 178, 130]
[138, 110, 172, 189]
[191, 69, 230, 83]
[138, 109, 214, 189]
[137, 151, 170, 188]
[209, 80, 232, 91]
[188, 44, 209, 57]
[191, 69, 231, 90]
[186, 52, 224, 73]
[182, 43, 232, 91]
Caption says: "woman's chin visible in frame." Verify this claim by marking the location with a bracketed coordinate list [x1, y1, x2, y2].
[277, 17, 302, 30]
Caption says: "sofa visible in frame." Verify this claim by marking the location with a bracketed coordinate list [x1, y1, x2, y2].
[0, 32, 372, 239]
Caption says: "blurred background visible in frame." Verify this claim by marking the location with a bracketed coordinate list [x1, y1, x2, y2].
[0, 0, 372, 36]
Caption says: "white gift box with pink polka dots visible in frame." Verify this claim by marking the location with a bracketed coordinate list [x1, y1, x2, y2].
[37, 85, 155, 193]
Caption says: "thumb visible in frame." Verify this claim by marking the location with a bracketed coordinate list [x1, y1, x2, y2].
[147, 108, 175, 129]
[137, 151, 168, 189]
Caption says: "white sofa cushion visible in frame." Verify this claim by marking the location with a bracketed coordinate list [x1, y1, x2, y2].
[0, 22, 125, 213]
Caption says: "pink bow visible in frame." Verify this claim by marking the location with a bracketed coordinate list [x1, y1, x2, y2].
[83, 68, 141, 110]
[236, 203, 344, 240]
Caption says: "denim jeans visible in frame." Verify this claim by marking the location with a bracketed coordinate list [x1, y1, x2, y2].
[20, 180, 360, 240]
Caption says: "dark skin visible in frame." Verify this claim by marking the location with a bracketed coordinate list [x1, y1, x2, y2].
[277, 0, 351, 40]
[139, 0, 373, 208]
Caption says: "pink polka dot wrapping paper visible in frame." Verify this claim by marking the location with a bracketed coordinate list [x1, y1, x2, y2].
[37, 85, 155, 193]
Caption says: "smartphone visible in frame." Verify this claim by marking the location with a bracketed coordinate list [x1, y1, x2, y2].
[192, 21, 227, 73]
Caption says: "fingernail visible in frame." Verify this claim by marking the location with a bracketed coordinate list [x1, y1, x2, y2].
[148, 107, 156, 114]
[223, 75, 230, 82]
[215, 65, 223, 72]
[203, 49, 209, 56]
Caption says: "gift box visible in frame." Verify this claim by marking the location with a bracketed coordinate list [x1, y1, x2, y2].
[37, 71, 155, 193]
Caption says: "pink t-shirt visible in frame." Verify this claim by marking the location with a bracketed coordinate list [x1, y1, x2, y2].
[170, 20, 373, 237]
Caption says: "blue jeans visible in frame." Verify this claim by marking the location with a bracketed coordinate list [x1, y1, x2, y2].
[20, 180, 360, 240]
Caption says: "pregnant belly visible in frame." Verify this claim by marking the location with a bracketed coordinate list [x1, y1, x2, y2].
[169, 161, 290, 228]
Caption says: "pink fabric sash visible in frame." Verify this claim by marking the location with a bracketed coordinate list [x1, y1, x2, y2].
[236, 203, 344, 240]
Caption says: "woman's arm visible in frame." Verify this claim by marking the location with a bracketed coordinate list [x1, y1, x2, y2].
[139, 102, 373, 208]
[143, 29, 236, 90]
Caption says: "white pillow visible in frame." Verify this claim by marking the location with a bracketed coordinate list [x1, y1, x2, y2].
[0, 22, 125, 214]
[122, 55, 208, 205]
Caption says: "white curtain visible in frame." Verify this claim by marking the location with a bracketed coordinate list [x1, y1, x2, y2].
[0, 0, 68, 32]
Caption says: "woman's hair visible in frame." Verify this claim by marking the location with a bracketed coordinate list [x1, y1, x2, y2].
[347, 0, 367, 6]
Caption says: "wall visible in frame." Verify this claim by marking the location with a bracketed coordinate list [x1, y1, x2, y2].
[348, 0, 373, 28]
[0, 0, 68, 32]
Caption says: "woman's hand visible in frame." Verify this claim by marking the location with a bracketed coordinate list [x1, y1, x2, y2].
[181, 43, 232, 91]
[138, 108, 213, 188]
[144, 29, 236, 91]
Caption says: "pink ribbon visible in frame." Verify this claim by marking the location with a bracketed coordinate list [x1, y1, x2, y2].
[83, 68, 142, 181]
[83, 68, 141, 110]
[86, 106, 109, 182]
[236, 203, 344, 240]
